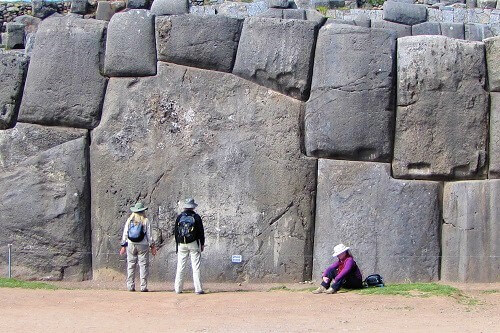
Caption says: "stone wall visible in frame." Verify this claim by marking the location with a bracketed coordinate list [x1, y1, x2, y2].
[0, 3, 498, 284]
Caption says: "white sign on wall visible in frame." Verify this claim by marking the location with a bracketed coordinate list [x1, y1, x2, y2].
[231, 255, 242, 263]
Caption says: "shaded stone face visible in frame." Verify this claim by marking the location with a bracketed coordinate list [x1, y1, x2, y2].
[442, 180, 500, 282]
[489, 93, 500, 178]
[155, 15, 243, 73]
[440, 23, 465, 40]
[91, 63, 317, 282]
[371, 20, 411, 38]
[0, 51, 28, 130]
[0, 130, 91, 281]
[485, 36, 500, 92]
[412, 22, 441, 36]
[313, 159, 441, 283]
[305, 25, 396, 162]
[383, 1, 427, 26]
[150, 0, 189, 15]
[393, 36, 488, 180]
[104, 9, 157, 77]
[18, 16, 108, 129]
[232, 17, 318, 101]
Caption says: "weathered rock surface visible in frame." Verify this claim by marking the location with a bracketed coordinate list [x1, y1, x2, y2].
[393, 36, 488, 180]
[283, 9, 306, 19]
[313, 159, 441, 283]
[305, 25, 396, 162]
[383, 1, 427, 25]
[104, 9, 156, 77]
[371, 20, 412, 38]
[440, 22, 465, 39]
[71, 0, 89, 14]
[477, 0, 497, 8]
[0, 51, 28, 130]
[485, 36, 500, 92]
[0, 123, 87, 168]
[90, 63, 317, 282]
[489, 93, 500, 178]
[305, 9, 326, 25]
[233, 17, 318, 100]
[0, 135, 91, 281]
[156, 15, 242, 73]
[18, 16, 108, 129]
[257, 8, 283, 18]
[1, 23, 24, 49]
[31, 0, 57, 19]
[268, 0, 289, 8]
[465, 23, 494, 41]
[151, 0, 189, 15]
[13, 15, 42, 35]
[412, 21, 441, 35]
[96, 1, 114, 21]
[127, 0, 152, 9]
[442, 180, 500, 282]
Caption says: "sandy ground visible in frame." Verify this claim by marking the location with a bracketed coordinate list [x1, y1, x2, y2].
[0, 281, 498, 333]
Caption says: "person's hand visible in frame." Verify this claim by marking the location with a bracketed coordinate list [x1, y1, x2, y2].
[322, 276, 330, 284]
[151, 245, 157, 256]
[119, 247, 126, 256]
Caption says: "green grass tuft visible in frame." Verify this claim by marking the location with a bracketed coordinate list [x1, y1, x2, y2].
[481, 289, 499, 294]
[0, 278, 58, 290]
[268, 285, 317, 292]
[357, 283, 459, 297]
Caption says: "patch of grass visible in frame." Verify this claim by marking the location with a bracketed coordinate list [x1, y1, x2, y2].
[268, 285, 317, 292]
[481, 289, 499, 294]
[0, 278, 58, 290]
[357, 283, 459, 297]
[315, 6, 328, 16]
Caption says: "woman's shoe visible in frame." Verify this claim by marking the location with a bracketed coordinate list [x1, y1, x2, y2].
[312, 286, 327, 294]
[325, 287, 337, 294]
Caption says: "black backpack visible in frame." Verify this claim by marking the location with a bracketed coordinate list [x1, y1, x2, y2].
[363, 274, 385, 288]
[177, 212, 196, 243]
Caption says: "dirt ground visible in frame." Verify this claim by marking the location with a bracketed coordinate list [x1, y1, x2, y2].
[0, 281, 498, 333]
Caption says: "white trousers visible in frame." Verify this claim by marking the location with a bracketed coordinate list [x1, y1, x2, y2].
[126, 243, 149, 291]
[175, 241, 203, 293]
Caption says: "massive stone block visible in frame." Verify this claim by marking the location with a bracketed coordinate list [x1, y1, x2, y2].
[0, 51, 28, 130]
[485, 36, 500, 92]
[0, 129, 91, 281]
[465, 23, 494, 41]
[150, 0, 189, 15]
[412, 21, 441, 36]
[18, 16, 108, 129]
[305, 25, 396, 162]
[383, 1, 427, 26]
[489, 93, 500, 178]
[371, 20, 412, 38]
[440, 22, 465, 39]
[393, 36, 488, 180]
[442, 180, 500, 282]
[156, 15, 243, 73]
[313, 159, 441, 283]
[90, 63, 317, 282]
[233, 17, 318, 101]
[104, 9, 156, 77]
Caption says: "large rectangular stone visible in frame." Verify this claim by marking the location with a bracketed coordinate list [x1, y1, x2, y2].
[313, 159, 441, 283]
[18, 16, 108, 129]
[383, 1, 428, 25]
[0, 51, 28, 130]
[485, 36, 500, 91]
[233, 17, 318, 101]
[371, 20, 412, 38]
[104, 9, 157, 77]
[412, 21, 441, 35]
[440, 22, 465, 39]
[90, 63, 317, 282]
[393, 36, 488, 180]
[442, 180, 500, 282]
[489, 93, 500, 177]
[156, 15, 243, 73]
[305, 25, 396, 162]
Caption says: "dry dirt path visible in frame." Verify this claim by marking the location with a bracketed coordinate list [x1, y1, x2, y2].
[0, 282, 498, 333]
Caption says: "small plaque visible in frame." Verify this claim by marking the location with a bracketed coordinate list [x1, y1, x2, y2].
[231, 255, 242, 263]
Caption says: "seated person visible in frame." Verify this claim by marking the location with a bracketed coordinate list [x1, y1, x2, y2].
[313, 243, 363, 294]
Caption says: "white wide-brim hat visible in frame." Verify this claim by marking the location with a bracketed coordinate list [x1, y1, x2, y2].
[182, 198, 198, 209]
[332, 243, 350, 257]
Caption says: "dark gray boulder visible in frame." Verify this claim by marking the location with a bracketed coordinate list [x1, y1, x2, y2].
[0, 123, 87, 168]
[412, 21, 441, 35]
[150, 0, 189, 15]
[440, 22, 465, 39]
[156, 15, 243, 73]
[18, 16, 108, 129]
[95, 1, 114, 21]
[305, 9, 326, 25]
[326, 18, 356, 26]
[465, 23, 494, 41]
[393, 36, 488, 180]
[1, 23, 24, 49]
[31, 0, 57, 19]
[13, 15, 42, 35]
[371, 20, 412, 38]
[257, 8, 283, 18]
[283, 9, 306, 19]
[71, 0, 89, 14]
[0, 135, 91, 281]
[233, 17, 318, 101]
[305, 25, 396, 162]
[442, 180, 500, 282]
[268, 0, 289, 8]
[313, 159, 441, 283]
[127, 0, 152, 9]
[0, 51, 28, 130]
[485, 36, 500, 92]
[90, 63, 317, 282]
[104, 9, 156, 77]
[383, 1, 427, 25]
[489, 93, 500, 178]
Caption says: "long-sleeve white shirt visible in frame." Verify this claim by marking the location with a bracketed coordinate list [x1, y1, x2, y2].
[121, 215, 153, 247]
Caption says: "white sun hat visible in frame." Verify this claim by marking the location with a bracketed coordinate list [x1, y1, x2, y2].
[332, 243, 350, 257]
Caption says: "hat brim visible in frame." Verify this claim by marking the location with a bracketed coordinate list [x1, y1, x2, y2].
[130, 207, 148, 212]
[332, 247, 350, 257]
[183, 203, 198, 209]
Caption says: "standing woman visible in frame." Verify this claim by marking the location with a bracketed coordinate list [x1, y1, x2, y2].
[119, 202, 157, 292]
[313, 243, 363, 294]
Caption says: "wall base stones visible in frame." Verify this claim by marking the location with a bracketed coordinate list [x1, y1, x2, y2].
[313, 159, 441, 283]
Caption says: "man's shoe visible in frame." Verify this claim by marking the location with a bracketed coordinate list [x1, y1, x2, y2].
[128, 287, 135, 292]
[312, 286, 327, 294]
[141, 289, 149, 292]
[325, 287, 337, 294]
[196, 290, 205, 295]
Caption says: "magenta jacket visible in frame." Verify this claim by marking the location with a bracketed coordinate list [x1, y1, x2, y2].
[322, 256, 363, 282]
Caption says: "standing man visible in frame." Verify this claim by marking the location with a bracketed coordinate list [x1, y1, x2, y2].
[174, 198, 205, 294]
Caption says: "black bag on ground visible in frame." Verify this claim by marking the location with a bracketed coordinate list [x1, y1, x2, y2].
[363, 274, 385, 287]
